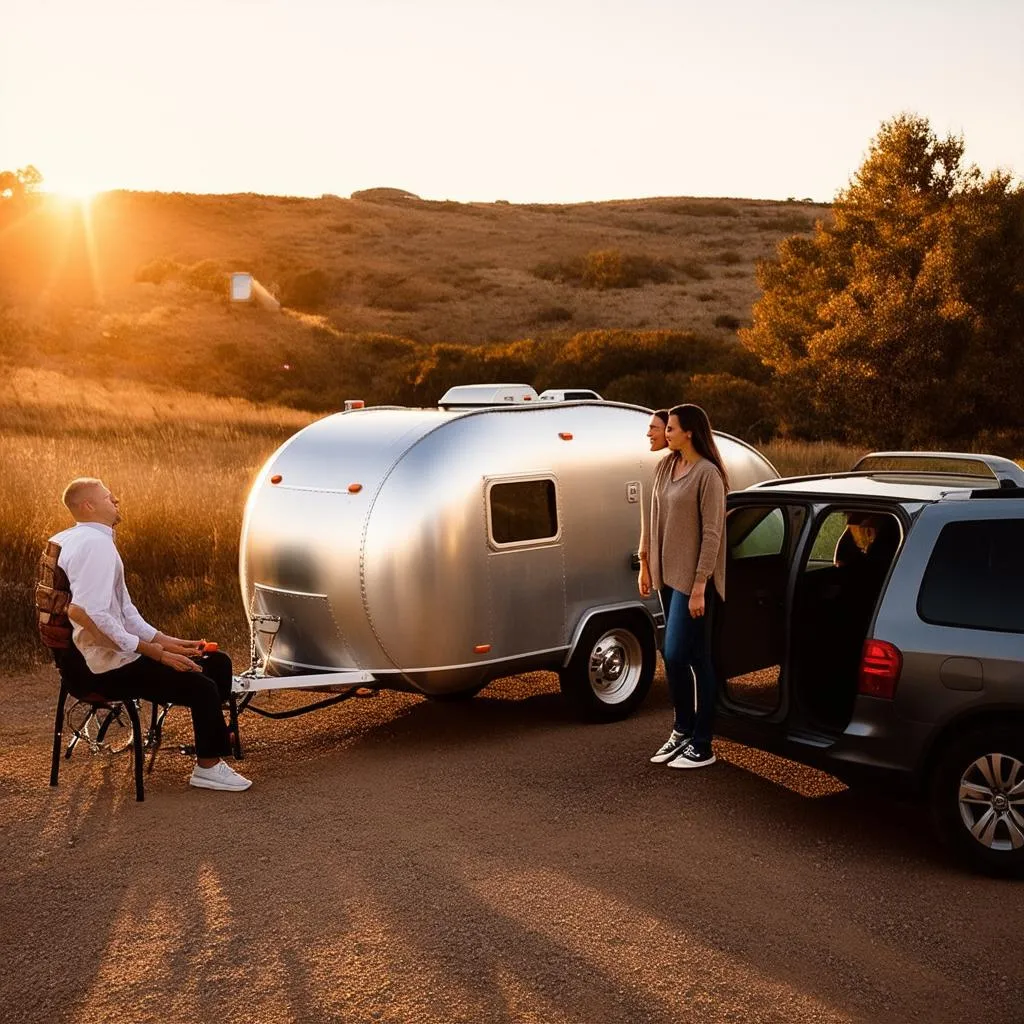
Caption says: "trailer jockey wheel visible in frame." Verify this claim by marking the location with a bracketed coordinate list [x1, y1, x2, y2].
[560, 612, 655, 722]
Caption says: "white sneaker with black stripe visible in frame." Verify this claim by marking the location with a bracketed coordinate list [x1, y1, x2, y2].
[667, 743, 716, 769]
[650, 731, 691, 764]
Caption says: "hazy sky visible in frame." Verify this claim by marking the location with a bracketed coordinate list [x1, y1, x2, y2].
[3, 0, 1022, 202]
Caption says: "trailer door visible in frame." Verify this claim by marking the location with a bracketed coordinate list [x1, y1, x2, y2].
[485, 476, 566, 657]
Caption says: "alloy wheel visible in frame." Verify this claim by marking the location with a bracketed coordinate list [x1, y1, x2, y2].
[958, 752, 1024, 852]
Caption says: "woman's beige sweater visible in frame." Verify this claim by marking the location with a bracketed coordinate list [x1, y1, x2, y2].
[646, 455, 726, 600]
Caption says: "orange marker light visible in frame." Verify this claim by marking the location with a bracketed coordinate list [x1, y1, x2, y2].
[270, 474, 283, 485]
[474, 644, 492, 654]
[348, 483, 363, 493]
[559, 432, 574, 441]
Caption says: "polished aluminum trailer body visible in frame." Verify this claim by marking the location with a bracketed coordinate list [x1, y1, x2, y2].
[239, 402, 777, 696]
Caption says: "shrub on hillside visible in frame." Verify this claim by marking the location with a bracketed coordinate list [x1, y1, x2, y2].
[280, 268, 332, 309]
[683, 373, 777, 441]
[135, 257, 183, 285]
[713, 313, 742, 331]
[532, 250, 674, 289]
[183, 259, 228, 296]
[350, 187, 421, 202]
[663, 200, 740, 218]
[602, 372, 689, 408]
[533, 305, 573, 323]
[544, 330, 729, 391]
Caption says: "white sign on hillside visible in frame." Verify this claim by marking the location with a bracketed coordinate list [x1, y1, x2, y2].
[230, 272, 253, 302]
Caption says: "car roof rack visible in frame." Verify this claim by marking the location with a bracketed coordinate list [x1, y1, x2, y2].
[851, 451, 1024, 488]
[967, 486, 1024, 500]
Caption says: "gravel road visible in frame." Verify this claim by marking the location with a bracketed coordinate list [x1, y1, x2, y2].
[2, 668, 1021, 1024]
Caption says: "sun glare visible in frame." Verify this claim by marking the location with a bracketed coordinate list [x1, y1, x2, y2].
[45, 179, 101, 201]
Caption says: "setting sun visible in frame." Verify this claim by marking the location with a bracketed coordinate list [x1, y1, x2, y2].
[44, 179, 101, 201]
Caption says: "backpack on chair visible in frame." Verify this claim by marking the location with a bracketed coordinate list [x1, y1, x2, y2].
[36, 541, 73, 650]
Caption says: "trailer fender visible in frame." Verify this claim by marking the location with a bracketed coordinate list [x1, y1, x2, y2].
[563, 602, 659, 669]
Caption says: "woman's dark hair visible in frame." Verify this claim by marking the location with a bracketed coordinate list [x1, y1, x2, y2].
[669, 403, 729, 489]
[652, 409, 669, 425]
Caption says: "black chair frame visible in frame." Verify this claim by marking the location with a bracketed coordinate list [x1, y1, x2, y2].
[50, 679, 147, 801]
[49, 682, 245, 803]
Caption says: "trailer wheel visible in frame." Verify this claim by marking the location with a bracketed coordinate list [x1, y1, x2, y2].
[560, 613, 655, 722]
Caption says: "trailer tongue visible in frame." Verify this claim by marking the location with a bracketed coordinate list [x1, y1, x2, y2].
[231, 613, 376, 721]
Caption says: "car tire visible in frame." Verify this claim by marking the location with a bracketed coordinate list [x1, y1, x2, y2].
[929, 726, 1024, 877]
[559, 612, 655, 723]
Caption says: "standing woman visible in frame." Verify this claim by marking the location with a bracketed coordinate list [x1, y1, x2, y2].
[637, 409, 670, 599]
[646, 404, 728, 769]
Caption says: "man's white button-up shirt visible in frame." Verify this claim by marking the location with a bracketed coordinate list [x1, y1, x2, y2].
[50, 522, 157, 674]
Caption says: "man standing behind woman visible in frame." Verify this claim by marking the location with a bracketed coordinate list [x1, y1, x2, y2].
[638, 405, 728, 768]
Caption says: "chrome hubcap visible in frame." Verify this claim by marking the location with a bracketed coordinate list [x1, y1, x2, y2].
[587, 629, 642, 705]
[958, 753, 1024, 852]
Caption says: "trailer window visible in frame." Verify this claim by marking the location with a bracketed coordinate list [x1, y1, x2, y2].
[489, 479, 558, 545]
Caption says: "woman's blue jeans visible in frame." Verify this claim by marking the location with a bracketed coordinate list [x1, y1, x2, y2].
[661, 585, 717, 754]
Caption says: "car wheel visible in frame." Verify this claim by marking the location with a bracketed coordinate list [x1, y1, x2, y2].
[929, 726, 1024, 877]
[559, 613, 655, 722]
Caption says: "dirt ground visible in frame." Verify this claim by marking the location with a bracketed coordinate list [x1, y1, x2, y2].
[2, 667, 1021, 1024]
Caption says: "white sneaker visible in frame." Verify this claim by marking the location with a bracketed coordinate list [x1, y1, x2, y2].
[190, 760, 252, 791]
[650, 730, 691, 764]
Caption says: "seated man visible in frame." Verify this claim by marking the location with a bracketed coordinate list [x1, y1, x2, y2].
[50, 477, 252, 793]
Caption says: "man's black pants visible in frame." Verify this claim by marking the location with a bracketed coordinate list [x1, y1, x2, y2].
[56, 646, 234, 759]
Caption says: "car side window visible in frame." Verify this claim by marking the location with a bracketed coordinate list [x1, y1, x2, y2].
[808, 511, 849, 564]
[918, 518, 1024, 633]
[729, 507, 786, 560]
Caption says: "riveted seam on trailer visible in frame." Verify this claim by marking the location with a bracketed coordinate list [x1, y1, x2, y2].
[357, 414, 483, 673]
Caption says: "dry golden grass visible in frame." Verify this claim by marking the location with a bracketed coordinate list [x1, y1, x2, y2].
[761, 439, 865, 477]
[0, 368, 312, 666]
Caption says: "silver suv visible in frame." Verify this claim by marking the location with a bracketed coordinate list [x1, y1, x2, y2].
[713, 452, 1024, 875]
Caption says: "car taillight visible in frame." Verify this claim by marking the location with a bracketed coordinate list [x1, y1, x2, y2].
[858, 640, 903, 699]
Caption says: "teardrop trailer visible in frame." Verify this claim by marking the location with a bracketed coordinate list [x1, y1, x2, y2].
[234, 388, 778, 722]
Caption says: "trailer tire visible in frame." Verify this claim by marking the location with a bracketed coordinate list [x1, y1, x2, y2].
[560, 613, 655, 722]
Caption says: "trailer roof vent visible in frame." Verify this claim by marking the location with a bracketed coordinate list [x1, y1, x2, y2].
[438, 383, 540, 410]
[538, 388, 603, 402]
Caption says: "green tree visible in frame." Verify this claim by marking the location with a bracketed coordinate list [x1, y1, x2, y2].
[741, 114, 1024, 447]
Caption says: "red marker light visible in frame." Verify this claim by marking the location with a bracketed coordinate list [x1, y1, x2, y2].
[348, 483, 363, 493]
[559, 432, 573, 441]
[474, 644, 492, 654]
[270, 474, 283, 485]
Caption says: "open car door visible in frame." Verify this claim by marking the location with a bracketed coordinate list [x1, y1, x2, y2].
[711, 496, 809, 719]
